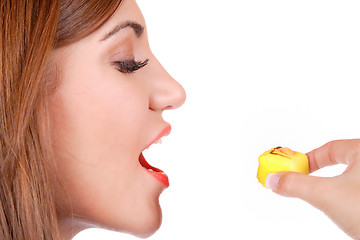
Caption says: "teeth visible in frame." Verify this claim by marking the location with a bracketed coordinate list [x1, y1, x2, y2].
[146, 168, 167, 176]
[154, 138, 162, 144]
[145, 138, 163, 150]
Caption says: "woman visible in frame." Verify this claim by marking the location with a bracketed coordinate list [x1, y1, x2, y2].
[0, 0, 185, 239]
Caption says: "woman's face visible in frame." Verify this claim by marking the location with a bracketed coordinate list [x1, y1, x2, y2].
[50, 0, 185, 237]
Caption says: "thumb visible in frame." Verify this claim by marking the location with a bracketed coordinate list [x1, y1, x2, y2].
[266, 172, 332, 209]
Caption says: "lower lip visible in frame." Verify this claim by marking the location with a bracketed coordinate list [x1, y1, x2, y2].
[139, 153, 169, 188]
[147, 170, 169, 188]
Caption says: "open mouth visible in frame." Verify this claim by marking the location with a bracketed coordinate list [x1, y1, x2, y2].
[138, 125, 171, 188]
[139, 153, 169, 187]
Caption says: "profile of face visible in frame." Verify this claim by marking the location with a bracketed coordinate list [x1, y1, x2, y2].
[49, 0, 186, 237]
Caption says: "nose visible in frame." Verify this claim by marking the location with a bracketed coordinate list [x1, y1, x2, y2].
[148, 58, 186, 111]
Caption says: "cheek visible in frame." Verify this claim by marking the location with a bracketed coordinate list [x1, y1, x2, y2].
[49, 71, 162, 234]
[52, 70, 146, 158]
[49, 70, 146, 187]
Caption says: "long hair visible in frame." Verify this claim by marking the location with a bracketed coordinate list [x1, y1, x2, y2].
[0, 0, 122, 239]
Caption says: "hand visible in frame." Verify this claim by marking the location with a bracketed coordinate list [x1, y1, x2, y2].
[266, 139, 360, 239]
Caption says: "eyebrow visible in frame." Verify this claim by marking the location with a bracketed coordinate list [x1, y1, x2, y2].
[100, 21, 144, 41]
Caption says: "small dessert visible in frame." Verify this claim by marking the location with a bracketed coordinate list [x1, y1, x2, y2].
[257, 146, 309, 186]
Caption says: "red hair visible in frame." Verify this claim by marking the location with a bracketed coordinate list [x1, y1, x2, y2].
[0, 0, 122, 239]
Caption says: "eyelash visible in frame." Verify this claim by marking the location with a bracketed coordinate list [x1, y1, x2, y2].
[112, 59, 149, 74]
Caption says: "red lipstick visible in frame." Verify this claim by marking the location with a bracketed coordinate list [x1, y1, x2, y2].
[139, 153, 169, 188]
[143, 125, 171, 152]
[139, 125, 171, 188]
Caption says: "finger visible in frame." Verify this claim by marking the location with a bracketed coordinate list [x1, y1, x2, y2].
[266, 171, 334, 210]
[306, 139, 360, 173]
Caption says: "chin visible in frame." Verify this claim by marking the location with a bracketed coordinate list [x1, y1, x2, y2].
[111, 199, 163, 239]
[133, 206, 163, 238]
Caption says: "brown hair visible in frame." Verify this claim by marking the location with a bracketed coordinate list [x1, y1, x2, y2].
[0, 0, 122, 239]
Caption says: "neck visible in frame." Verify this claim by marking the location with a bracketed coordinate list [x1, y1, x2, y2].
[57, 215, 93, 240]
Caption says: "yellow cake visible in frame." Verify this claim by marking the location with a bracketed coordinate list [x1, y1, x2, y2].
[257, 147, 309, 186]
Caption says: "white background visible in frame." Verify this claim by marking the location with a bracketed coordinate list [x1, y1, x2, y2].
[74, 0, 360, 239]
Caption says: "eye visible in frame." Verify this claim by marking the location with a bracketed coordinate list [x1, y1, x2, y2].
[112, 59, 149, 74]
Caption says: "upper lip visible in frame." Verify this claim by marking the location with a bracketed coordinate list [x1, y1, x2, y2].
[142, 124, 172, 152]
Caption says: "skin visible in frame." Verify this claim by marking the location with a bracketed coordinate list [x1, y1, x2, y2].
[266, 139, 360, 239]
[48, 0, 186, 238]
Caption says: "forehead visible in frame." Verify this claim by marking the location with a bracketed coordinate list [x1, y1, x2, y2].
[95, 0, 146, 40]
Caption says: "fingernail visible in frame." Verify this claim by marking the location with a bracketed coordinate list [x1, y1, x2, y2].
[265, 173, 281, 191]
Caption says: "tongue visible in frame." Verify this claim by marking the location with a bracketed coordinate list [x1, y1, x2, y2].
[139, 153, 163, 172]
